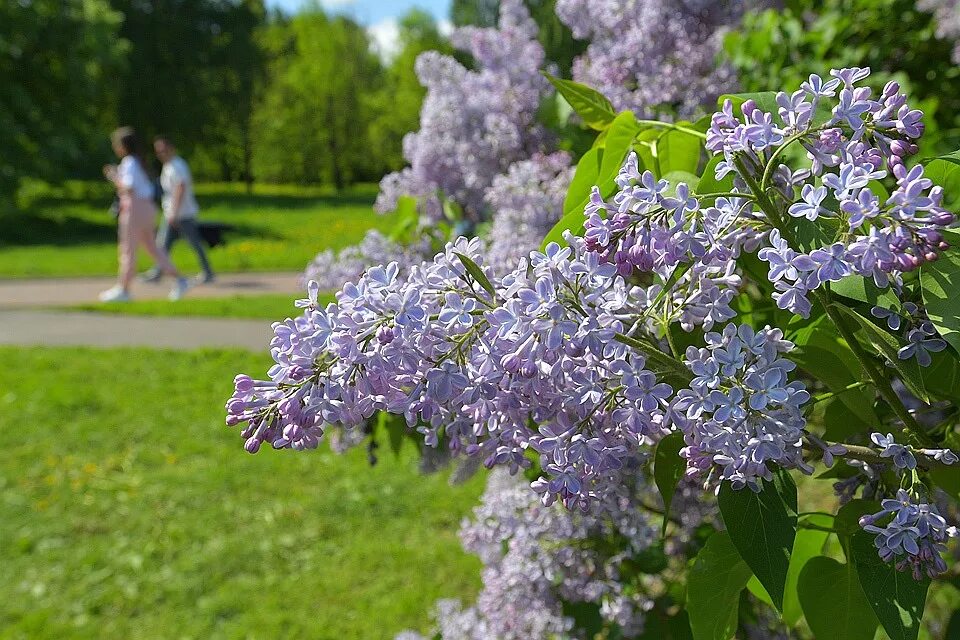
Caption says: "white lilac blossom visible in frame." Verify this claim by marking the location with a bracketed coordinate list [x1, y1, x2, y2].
[398, 469, 658, 640]
[917, 0, 960, 63]
[672, 324, 811, 491]
[484, 152, 575, 275]
[860, 489, 959, 578]
[375, 0, 551, 223]
[555, 0, 753, 118]
[709, 68, 956, 324]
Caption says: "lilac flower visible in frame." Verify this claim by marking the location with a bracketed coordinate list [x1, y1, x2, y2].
[898, 328, 947, 367]
[810, 243, 851, 282]
[860, 489, 958, 578]
[673, 323, 809, 491]
[439, 292, 477, 326]
[788, 185, 830, 221]
[841, 188, 881, 227]
[870, 432, 917, 470]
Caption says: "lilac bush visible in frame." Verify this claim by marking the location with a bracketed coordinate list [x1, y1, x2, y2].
[229, 67, 960, 638]
[484, 151, 574, 274]
[375, 0, 551, 224]
[555, 0, 751, 117]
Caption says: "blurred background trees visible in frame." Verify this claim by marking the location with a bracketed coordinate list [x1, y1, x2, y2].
[2, 0, 959, 203]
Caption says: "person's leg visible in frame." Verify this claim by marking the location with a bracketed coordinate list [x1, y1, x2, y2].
[142, 217, 174, 281]
[177, 218, 215, 279]
[130, 200, 180, 277]
[117, 207, 138, 291]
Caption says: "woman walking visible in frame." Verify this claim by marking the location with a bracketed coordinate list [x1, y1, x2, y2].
[100, 127, 189, 302]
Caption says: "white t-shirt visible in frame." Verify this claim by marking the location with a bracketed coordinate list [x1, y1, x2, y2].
[118, 155, 154, 200]
[160, 156, 200, 219]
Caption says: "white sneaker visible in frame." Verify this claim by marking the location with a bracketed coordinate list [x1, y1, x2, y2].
[168, 277, 190, 301]
[98, 286, 131, 303]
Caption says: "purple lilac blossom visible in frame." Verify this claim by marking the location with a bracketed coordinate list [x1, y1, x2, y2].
[671, 324, 811, 491]
[375, 0, 551, 223]
[301, 230, 434, 292]
[484, 152, 575, 275]
[555, 0, 755, 118]
[860, 489, 958, 578]
[709, 69, 955, 354]
[398, 469, 658, 640]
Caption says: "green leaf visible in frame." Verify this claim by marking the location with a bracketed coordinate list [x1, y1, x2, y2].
[946, 609, 960, 640]
[923, 155, 960, 208]
[832, 305, 930, 403]
[541, 208, 587, 251]
[831, 275, 901, 312]
[782, 515, 834, 626]
[543, 74, 617, 131]
[598, 111, 640, 178]
[790, 327, 877, 439]
[718, 91, 780, 116]
[921, 150, 960, 167]
[920, 238, 960, 354]
[562, 146, 603, 216]
[453, 252, 495, 298]
[657, 126, 703, 175]
[387, 195, 420, 242]
[662, 170, 700, 194]
[851, 531, 930, 640]
[541, 112, 640, 251]
[797, 556, 878, 640]
[834, 500, 883, 548]
[717, 470, 798, 611]
[654, 431, 686, 534]
[687, 531, 753, 640]
[696, 155, 734, 195]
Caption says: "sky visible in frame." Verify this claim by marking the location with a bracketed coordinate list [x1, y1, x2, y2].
[265, 0, 453, 60]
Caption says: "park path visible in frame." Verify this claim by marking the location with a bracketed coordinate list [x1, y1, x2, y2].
[0, 272, 302, 350]
[0, 271, 303, 308]
[0, 309, 274, 350]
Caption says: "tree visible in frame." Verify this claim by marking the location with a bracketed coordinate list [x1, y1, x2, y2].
[366, 9, 453, 174]
[250, 10, 384, 187]
[108, 0, 266, 181]
[0, 0, 127, 199]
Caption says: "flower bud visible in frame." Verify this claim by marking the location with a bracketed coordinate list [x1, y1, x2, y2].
[234, 374, 254, 393]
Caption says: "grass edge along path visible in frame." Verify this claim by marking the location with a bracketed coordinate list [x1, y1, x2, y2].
[0, 346, 482, 639]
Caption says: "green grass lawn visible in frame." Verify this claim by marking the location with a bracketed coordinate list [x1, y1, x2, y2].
[0, 346, 482, 639]
[0, 182, 392, 278]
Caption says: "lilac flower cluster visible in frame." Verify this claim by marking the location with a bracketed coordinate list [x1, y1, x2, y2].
[860, 489, 958, 578]
[228, 233, 678, 509]
[301, 229, 434, 292]
[483, 152, 574, 274]
[917, 0, 960, 63]
[870, 432, 959, 469]
[375, 0, 551, 223]
[399, 469, 658, 640]
[672, 324, 811, 491]
[708, 68, 956, 319]
[581, 152, 758, 331]
[555, 0, 752, 118]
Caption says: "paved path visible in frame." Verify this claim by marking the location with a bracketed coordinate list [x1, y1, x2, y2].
[0, 310, 274, 350]
[0, 272, 303, 308]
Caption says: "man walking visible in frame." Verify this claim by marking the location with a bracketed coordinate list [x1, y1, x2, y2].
[142, 135, 215, 284]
